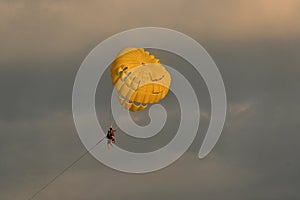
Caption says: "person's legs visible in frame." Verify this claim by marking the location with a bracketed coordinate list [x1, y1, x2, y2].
[112, 136, 116, 144]
[107, 139, 111, 150]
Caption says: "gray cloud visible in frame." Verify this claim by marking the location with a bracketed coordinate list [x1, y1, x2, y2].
[1, 0, 300, 200]
[1, 0, 300, 65]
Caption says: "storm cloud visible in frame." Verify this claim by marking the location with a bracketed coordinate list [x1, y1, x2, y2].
[1, 0, 300, 200]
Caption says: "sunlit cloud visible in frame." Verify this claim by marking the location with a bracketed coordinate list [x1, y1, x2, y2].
[1, 0, 299, 64]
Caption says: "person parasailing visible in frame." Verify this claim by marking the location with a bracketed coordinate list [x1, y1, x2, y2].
[106, 126, 116, 149]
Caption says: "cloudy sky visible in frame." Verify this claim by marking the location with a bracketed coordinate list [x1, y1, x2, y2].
[1, 0, 300, 199]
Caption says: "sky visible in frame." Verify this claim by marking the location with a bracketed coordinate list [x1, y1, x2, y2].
[1, 0, 300, 199]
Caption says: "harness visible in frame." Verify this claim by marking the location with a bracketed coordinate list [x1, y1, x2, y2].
[106, 129, 115, 140]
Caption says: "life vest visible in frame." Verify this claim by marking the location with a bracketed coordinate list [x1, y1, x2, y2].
[107, 129, 115, 139]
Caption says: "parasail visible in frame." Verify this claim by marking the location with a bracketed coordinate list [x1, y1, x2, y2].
[110, 48, 171, 112]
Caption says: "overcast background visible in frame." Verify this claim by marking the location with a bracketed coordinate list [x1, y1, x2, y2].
[1, 0, 300, 200]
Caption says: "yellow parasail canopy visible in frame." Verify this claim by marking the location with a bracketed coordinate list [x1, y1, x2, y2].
[110, 48, 171, 112]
